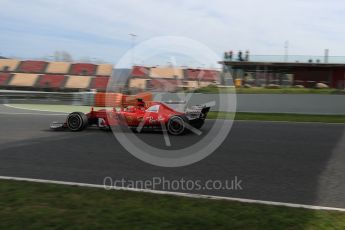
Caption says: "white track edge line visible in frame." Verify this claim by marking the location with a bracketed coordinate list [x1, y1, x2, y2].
[5, 104, 344, 125]
[3, 104, 70, 114]
[234, 119, 345, 125]
[0, 176, 344, 212]
[0, 112, 67, 116]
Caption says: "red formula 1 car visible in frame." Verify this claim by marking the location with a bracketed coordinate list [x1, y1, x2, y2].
[50, 99, 210, 135]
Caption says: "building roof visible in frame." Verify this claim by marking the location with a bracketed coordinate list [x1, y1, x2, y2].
[219, 61, 345, 71]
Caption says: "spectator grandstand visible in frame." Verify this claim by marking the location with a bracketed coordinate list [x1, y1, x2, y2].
[128, 66, 221, 92]
[65, 75, 92, 89]
[0, 59, 113, 92]
[0, 59, 222, 92]
[70, 63, 97, 75]
[129, 78, 149, 90]
[9, 73, 39, 87]
[90, 76, 109, 91]
[46, 62, 71, 74]
[185, 68, 220, 82]
[96, 64, 113, 76]
[149, 79, 184, 92]
[0, 59, 20, 72]
[131, 66, 150, 78]
[0, 73, 12, 86]
[17, 60, 47, 73]
[37, 74, 66, 89]
[149, 67, 184, 79]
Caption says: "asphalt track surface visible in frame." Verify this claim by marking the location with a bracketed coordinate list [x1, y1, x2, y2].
[0, 104, 345, 208]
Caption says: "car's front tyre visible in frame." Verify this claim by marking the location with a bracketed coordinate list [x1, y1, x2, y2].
[66, 112, 88, 131]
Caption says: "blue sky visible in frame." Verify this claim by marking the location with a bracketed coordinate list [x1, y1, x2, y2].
[0, 0, 344, 65]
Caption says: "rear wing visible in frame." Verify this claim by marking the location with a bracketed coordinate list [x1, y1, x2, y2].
[186, 105, 210, 120]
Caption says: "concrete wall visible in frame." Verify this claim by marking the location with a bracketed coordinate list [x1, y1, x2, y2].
[1, 90, 344, 115]
[237, 94, 345, 115]
[154, 93, 345, 115]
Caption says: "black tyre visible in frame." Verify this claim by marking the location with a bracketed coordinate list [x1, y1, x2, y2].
[66, 112, 88, 131]
[167, 115, 188, 135]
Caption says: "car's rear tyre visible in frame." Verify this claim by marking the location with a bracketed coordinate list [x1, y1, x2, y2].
[67, 112, 88, 131]
[167, 115, 187, 135]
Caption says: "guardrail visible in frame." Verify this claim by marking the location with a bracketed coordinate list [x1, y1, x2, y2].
[1, 90, 345, 115]
[0, 90, 94, 105]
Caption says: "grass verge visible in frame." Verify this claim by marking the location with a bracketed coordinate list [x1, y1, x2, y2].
[1, 179, 345, 229]
[208, 112, 345, 123]
[5, 104, 109, 113]
[193, 86, 345, 94]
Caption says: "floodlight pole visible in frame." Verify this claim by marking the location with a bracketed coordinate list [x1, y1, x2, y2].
[284, 40, 289, 62]
[324, 49, 329, 63]
[129, 33, 137, 66]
